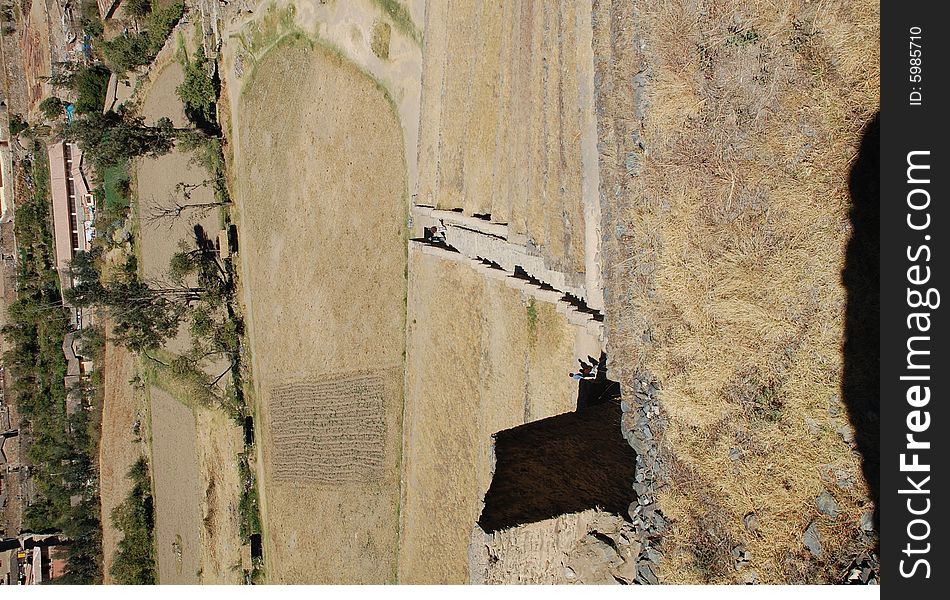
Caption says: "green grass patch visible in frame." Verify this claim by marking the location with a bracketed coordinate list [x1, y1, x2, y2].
[237, 451, 262, 540]
[109, 457, 157, 584]
[371, 20, 392, 59]
[370, 0, 421, 44]
[526, 298, 539, 338]
[103, 162, 132, 214]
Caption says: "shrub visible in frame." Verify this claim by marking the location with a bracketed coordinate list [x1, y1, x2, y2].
[39, 97, 65, 120]
[73, 65, 111, 114]
[98, 1, 184, 74]
[177, 46, 219, 131]
[100, 33, 151, 74]
[110, 457, 156, 585]
[9, 113, 27, 136]
[124, 0, 152, 19]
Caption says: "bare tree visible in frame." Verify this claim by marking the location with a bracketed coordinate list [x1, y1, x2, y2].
[144, 178, 230, 227]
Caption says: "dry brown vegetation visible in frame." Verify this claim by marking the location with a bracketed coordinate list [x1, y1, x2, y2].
[233, 36, 407, 584]
[194, 408, 245, 584]
[399, 247, 579, 583]
[596, 0, 879, 584]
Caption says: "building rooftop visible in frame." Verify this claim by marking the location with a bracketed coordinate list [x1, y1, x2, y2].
[47, 141, 95, 293]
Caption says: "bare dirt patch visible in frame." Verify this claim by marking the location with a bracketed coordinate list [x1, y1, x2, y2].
[233, 36, 407, 584]
[149, 388, 202, 584]
[398, 247, 578, 583]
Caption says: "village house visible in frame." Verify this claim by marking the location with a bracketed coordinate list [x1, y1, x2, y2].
[47, 140, 95, 327]
[47, 141, 97, 412]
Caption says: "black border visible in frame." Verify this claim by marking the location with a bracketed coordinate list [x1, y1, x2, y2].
[881, 2, 947, 595]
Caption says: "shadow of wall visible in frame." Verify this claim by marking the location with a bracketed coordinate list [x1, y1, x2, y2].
[841, 112, 880, 534]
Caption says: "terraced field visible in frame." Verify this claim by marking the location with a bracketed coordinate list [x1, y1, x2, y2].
[416, 0, 598, 276]
[398, 244, 585, 583]
[232, 35, 408, 584]
[222, 0, 606, 585]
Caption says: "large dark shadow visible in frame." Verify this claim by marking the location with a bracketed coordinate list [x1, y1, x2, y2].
[477, 357, 635, 533]
[841, 112, 880, 535]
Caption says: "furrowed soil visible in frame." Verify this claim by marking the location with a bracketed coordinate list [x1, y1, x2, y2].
[233, 37, 407, 584]
[398, 247, 577, 583]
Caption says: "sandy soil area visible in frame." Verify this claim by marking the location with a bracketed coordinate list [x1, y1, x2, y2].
[149, 388, 202, 584]
[233, 37, 407, 583]
[398, 247, 578, 583]
[98, 334, 146, 584]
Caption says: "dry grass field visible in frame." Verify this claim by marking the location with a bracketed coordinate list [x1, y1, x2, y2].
[233, 36, 407, 584]
[98, 333, 147, 584]
[595, 0, 880, 583]
[416, 0, 594, 274]
[194, 409, 245, 583]
[399, 247, 578, 583]
[149, 388, 202, 584]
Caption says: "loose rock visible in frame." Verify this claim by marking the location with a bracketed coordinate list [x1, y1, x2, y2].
[743, 512, 759, 533]
[803, 521, 822, 557]
[837, 424, 855, 444]
[816, 490, 841, 518]
[636, 563, 659, 585]
[860, 511, 875, 533]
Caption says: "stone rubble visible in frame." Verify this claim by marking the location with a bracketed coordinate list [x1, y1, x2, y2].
[615, 373, 668, 584]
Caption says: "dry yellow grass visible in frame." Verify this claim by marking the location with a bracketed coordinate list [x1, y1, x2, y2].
[597, 0, 879, 583]
[233, 36, 407, 584]
[399, 247, 578, 583]
[415, 0, 589, 274]
[194, 409, 245, 583]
